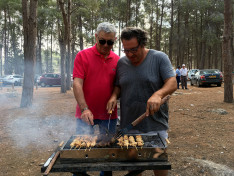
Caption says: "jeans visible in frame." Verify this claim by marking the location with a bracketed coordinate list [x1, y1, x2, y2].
[176, 76, 181, 89]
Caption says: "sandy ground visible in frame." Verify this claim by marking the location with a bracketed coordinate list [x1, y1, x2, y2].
[0, 83, 233, 176]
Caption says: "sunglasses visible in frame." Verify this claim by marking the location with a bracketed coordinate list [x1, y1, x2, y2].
[122, 44, 140, 54]
[98, 38, 114, 46]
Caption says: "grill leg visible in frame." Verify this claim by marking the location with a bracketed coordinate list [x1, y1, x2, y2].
[101, 171, 113, 176]
[72, 172, 90, 176]
[124, 170, 144, 176]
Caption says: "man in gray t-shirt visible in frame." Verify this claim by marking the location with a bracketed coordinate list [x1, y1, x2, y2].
[116, 49, 175, 132]
[107, 27, 177, 176]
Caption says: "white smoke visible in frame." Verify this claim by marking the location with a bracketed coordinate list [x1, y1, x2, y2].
[7, 114, 76, 148]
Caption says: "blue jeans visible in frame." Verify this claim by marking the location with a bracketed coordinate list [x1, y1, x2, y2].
[176, 76, 180, 89]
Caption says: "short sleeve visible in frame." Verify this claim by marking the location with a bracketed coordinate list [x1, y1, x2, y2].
[73, 52, 86, 79]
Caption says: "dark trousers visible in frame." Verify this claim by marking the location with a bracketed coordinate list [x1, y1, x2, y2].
[176, 76, 180, 89]
[181, 76, 187, 89]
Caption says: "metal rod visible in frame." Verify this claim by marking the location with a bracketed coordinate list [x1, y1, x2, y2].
[43, 151, 60, 175]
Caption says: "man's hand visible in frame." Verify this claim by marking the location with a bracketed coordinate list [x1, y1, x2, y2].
[146, 94, 162, 116]
[106, 86, 120, 113]
[81, 109, 94, 125]
[106, 96, 117, 113]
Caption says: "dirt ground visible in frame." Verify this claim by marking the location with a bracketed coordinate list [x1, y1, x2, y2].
[0, 83, 233, 176]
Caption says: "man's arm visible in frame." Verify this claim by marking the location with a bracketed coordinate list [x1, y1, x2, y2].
[73, 77, 94, 125]
[146, 76, 177, 116]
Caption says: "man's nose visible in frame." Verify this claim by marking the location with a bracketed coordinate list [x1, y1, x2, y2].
[126, 52, 134, 57]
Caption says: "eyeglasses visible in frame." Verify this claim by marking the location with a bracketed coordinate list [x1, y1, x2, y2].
[122, 45, 140, 54]
[98, 37, 114, 46]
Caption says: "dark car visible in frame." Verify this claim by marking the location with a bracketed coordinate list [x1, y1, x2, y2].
[190, 69, 223, 87]
[39, 73, 61, 87]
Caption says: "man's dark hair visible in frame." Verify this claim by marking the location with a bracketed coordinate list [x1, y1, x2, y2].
[177, 65, 181, 68]
[121, 27, 148, 46]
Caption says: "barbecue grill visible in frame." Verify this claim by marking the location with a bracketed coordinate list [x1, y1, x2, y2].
[41, 133, 171, 176]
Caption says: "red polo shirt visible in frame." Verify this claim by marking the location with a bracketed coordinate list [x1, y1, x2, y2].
[73, 44, 119, 120]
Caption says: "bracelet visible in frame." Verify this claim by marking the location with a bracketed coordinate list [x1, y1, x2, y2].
[81, 107, 89, 113]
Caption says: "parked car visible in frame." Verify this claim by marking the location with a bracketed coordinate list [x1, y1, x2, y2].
[190, 69, 223, 87]
[39, 73, 61, 87]
[2, 74, 24, 86]
[0, 76, 3, 87]
[188, 69, 199, 80]
[34, 74, 41, 84]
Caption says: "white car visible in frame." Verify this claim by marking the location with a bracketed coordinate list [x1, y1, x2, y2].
[3, 75, 24, 86]
[188, 69, 199, 80]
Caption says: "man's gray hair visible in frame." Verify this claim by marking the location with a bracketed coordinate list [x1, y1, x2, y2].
[96, 22, 117, 35]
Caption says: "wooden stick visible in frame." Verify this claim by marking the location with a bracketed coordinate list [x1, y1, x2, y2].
[131, 95, 170, 127]
[43, 151, 60, 176]
[165, 138, 171, 144]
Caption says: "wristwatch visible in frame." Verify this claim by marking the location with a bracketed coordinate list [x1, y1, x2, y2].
[81, 107, 89, 113]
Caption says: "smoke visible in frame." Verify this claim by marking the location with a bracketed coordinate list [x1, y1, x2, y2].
[1, 86, 77, 149]
[7, 115, 76, 148]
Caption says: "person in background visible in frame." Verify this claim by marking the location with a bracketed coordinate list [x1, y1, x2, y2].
[180, 64, 188, 89]
[72, 22, 119, 176]
[175, 65, 181, 89]
[107, 27, 177, 176]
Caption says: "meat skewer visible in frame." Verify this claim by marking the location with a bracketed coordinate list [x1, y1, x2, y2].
[136, 135, 144, 148]
[129, 136, 138, 150]
[122, 135, 129, 149]
[70, 137, 81, 149]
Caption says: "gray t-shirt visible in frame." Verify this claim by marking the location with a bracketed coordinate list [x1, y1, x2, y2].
[116, 49, 175, 132]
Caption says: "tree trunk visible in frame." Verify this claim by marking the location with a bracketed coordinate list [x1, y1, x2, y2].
[184, 9, 189, 68]
[20, 0, 38, 108]
[71, 23, 76, 72]
[223, 0, 233, 103]
[78, 14, 83, 50]
[118, 21, 121, 56]
[58, 0, 70, 93]
[169, 0, 174, 62]
[50, 26, 53, 72]
[0, 31, 3, 76]
[0, 40, 2, 76]
[66, 0, 71, 90]
[149, 5, 153, 48]
[59, 39, 66, 93]
[36, 30, 42, 75]
[10, 16, 20, 75]
[4, 8, 10, 75]
[126, 0, 131, 26]
[176, 0, 181, 66]
[157, 0, 164, 51]
[155, 0, 159, 50]
[46, 33, 49, 73]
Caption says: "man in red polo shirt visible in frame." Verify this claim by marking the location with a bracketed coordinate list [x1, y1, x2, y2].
[73, 22, 119, 135]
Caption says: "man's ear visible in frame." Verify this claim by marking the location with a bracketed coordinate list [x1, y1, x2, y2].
[95, 34, 98, 42]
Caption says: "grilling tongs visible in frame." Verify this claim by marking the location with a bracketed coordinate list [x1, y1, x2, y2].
[112, 95, 170, 141]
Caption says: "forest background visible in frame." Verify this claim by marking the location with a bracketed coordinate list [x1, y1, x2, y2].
[0, 0, 233, 106]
